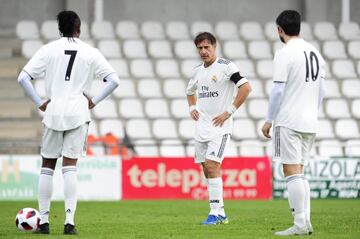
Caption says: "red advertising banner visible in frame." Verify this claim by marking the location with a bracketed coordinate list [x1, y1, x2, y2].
[122, 157, 272, 200]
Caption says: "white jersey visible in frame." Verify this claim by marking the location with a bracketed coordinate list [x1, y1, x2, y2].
[23, 37, 116, 131]
[186, 57, 248, 142]
[273, 38, 325, 133]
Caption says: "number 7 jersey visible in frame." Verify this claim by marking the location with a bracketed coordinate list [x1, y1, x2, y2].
[23, 37, 116, 131]
[273, 38, 325, 133]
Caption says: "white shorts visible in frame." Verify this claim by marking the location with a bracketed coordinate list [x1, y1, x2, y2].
[194, 134, 230, 164]
[273, 126, 315, 165]
[41, 123, 89, 159]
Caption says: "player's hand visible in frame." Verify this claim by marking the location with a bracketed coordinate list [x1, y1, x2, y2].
[83, 93, 96, 109]
[39, 99, 50, 112]
[212, 112, 230, 127]
[262, 122, 272, 138]
[190, 109, 199, 121]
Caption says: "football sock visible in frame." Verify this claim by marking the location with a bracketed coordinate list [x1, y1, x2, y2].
[38, 167, 54, 224]
[303, 178, 311, 222]
[208, 177, 222, 216]
[286, 174, 306, 228]
[63, 166, 77, 226]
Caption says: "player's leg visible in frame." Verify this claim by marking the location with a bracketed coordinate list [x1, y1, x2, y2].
[37, 126, 62, 234]
[273, 127, 309, 236]
[61, 123, 88, 235]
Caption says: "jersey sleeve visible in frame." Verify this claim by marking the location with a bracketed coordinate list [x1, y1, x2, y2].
[22, 45, 47, 79]
[273, 50, 289, 83]
[186, 77, 197, 96]
[225, 61, 240, 78]
[93, 49, 117, 81]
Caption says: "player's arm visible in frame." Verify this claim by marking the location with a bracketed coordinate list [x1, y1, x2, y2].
[186, 77, 198, 121]
[212, 72, 251, 127]
[86, 73, 119, 109]
[17, 71, 50, 111]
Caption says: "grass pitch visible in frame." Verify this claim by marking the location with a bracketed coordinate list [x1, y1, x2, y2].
[0, 200, 359, 239]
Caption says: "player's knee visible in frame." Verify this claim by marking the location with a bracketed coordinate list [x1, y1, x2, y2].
[204, 160, 221, 177]
[41, 158, 57, 169]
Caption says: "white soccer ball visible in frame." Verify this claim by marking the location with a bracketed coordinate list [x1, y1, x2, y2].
[15, 208, 40, 232]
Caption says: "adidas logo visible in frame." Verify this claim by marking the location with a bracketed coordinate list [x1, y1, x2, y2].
[66, 209, 72, 213]
[209, 152, 215, 156]
[209, 200, 220, 203]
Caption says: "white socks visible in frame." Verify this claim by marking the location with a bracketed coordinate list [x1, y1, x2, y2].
[303, 178, 311, 222]
[38, 167, 54, 224]
[207, 177, 225, 216]
[63, 166, 77, 226]
[286, 174, 306, 228]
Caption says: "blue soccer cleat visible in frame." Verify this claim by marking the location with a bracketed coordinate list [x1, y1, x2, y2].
[218, 215, 229, 224]
[201, 214, 219, 225]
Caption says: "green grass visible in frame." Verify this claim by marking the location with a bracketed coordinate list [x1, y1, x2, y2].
[0, 200, 359, 239]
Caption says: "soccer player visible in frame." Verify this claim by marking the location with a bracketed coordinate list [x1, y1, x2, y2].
[261, 10, 326, 236]
[186, 32, 251, 225]
[17, 11, 119, 234]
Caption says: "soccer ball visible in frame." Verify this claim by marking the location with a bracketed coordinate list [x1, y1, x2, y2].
[15, 208, 40, 232]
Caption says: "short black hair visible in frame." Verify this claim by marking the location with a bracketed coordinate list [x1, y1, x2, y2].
[276, 10, 301, 36]
[57, 10, 81, 37]
[194, 32, 217, 46]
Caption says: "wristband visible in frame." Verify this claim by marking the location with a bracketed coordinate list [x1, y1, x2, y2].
[226, 104, 237, 115]
[189, 105, 197, 113]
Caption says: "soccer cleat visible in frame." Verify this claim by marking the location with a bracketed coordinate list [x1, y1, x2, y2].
[35, 223, 49, 234]
[64, 223, 77, 235]
[275, 225, 310, 236]
[306, 221, 313, 235]
[201, 214, 219, 225]
[218, 215, 229, 224]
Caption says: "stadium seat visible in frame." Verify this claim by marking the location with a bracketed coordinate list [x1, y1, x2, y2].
[318, 140, 343, 157]
[248, 41, 272, 59]
[232, 119, 257, 139]
[239, 22, 264, 40]
[185, 139, 195, 156]
[166, 21, 190, 40]
[273, 41, 285, 53]
[223, 40, 247, 59]
[348, 41, 360, 59]
[332, 60, 357, 78]
[301, 22, 314, 40]
[170, 98, 189, 119]
[92, 99, 118, 119]
[138, 78, 162, 98]
[345, 140, 360, 157]
[16, 20, 39, 40]
[215, 21, 239, 40]
[118, 99, 144, 118]
[181, 59, 201, 78]
[233, 59, 256, 78]
[326, 99, 351, 119]
[317, 119, 335, 139]
[98, 40, 121, 58]
[335, 119, 360, 139]
[109, 59, 130, 78]
[145, 99, 170, 118]
[159, 139, 186, 157]
[324, 79, 341, 98]
[338, 22, 360, 40]
[99, 119, 125, 138]
[80, 22, 91, 39]
[113, 79, 136, 98]
[175, 40, 199, 59]
[34, 79, 46, 98]
[264, 80, 272, 97]
[152, 119, 178, 139]
[264, 22, 278, 41]
[163, 79, 186, 98]
[238, 140, 264, 156]
[82, 39, 95, 47]
[134, 139, 159, 156]
[342, 79, 360, 98]
[323, 41, 347, 59]
[191, 21, 214, 38]
[178, 119, 195, 140]
[148, 40, 173, 58]
[21, 40, 43, 59]
[308, 40, 321, 51]
[123, 40, 147, 58]
[41, 20, 59, 40]
[351, 99, 360, 118]
[257, 60, 273, 78]
[248, 99, 268, 119]
[232, 103, 248, 119]
[156, 59, 180, 78]
[314, 22, 338, 40]
[116, 21, 140, 39]
[126, 119, 152, 139]
[91, 21, 115, 39]
[130, 59, 155, 78]
[141, 21, 165, 39]
[246, 79, 265, 98]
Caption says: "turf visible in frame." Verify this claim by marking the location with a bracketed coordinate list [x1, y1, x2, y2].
[0, 200, 359, 239]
